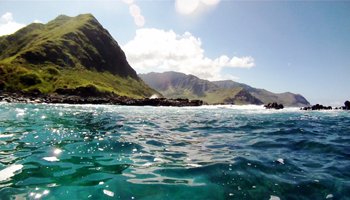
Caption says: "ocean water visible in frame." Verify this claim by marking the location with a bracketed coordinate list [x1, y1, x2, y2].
[0, 103, 349, 200]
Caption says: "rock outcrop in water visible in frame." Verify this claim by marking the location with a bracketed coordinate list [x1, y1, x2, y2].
[301, 101, 350, 111]
[301, 104, 332, 110]
[264, 102, 284, 110]
[344, 101, 350, 110]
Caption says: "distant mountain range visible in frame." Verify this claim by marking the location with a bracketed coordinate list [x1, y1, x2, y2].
[0, 14, 158, 98]
[140, 71, 310, 107]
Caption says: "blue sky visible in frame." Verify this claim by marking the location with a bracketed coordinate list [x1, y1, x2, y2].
[0, 0, 349, 105]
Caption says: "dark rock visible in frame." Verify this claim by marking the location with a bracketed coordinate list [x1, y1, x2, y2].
[264, 102, 284, 110]
[301, 104, 332, 110]
[55, 85, 107, 97]
[312, 104, 332, 110]
[26, 88, 42, 97]
[0, 91, 203, 107]
[344, 101, 350, 110]
[0, 80, 5, 91]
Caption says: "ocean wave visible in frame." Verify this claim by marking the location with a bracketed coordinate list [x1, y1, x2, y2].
[0, 103, 349, 199]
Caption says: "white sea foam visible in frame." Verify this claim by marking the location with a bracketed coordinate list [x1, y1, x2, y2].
[187, 163, 202, 168]
[43, 156, 59, 162]
[150, 94, 159, 99]
[154, 157, 164, 162]
[270, 195, 280, 200]
[0, 164, 23, 181]
[0, 134, 14, 138]
[200, 104, 302, 113]
[103, 189, 114, 197]
[16, 108, 26, 117]
[142, 162, 153, 167]
[277, 158, 284, 164]
[34, 193, 42, 199]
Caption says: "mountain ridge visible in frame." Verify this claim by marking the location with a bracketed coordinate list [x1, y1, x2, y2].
[0, 14, 158, 98]
[139, 71, 310, 107]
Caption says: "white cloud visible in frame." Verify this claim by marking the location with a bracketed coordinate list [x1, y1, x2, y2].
[175, 0, 221, 15]
[0, 12, 25, 36]
[122, 0, 134, 4]
[121, 1, 145, 27]
[129, 4, 145, 27]
[201, 0, 221, 6]
[33, 19, 42, 23]
[175, 0, 200, 15]
[123, 28, 255, 81]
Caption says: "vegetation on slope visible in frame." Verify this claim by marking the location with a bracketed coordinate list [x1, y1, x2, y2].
[140, 72, 310, 106]
[0, 14, 159, 98]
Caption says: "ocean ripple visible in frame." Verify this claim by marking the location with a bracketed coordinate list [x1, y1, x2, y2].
[0, 104, 349, 199]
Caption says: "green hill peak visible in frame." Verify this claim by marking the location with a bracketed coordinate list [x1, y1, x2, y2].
[0, 14, 158, 98]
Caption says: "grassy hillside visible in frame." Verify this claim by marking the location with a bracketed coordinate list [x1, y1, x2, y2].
[140, 72, 261, 105]
[140, 72, 310, 106]
[0, 64, 156, 98]
[213, 80, 310, 107]
[0, 14, 159, 98]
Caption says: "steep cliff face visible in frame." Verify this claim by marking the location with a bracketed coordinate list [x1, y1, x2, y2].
[140, 71, 218, 98]
[223, 89, 263, 105]
[1, 14, 138, 78]
[0, 14, 158, 98]
[213, 80, 310, 107]
[140, 71, 310, 106]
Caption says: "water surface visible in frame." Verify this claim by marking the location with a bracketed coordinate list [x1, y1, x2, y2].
[0, 103, 349, 199]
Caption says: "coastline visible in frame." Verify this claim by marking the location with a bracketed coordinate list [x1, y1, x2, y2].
[1, 92, 349, 110]
[0, 92, 203, 107]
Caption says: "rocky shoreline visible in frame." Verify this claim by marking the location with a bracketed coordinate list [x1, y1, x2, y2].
[264, 102, 284, 110]
[264, 101, 350, 111]
[0, 92, 203, 107]
[301, 101, 350, 111]
[1, 91, 349, 110]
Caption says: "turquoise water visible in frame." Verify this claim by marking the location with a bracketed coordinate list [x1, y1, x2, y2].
[0, 103, 349, 200]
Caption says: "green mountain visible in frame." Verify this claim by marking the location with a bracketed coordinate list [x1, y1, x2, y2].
[0, 14, 158, 98]
[139, 71, 310, 107]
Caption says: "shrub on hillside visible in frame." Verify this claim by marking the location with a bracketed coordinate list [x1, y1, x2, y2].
[19, 73, 42, 86]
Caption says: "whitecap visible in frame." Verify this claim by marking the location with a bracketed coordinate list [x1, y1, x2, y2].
[0, 164, 23, 181]
[15, 108, 25, 117]
[187, 163, 202, 168]
[277, 158, 284, 164]
[142, 162, 153, 167]
[326, 194, 333, 199]
[43, 156, 59, 162]
[153, 157, 164, 162]
[0, 134, 14, 138]
[270, 195, 280, 200]
[103, 189, 114, 197]
[34, 193, 42, 199]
